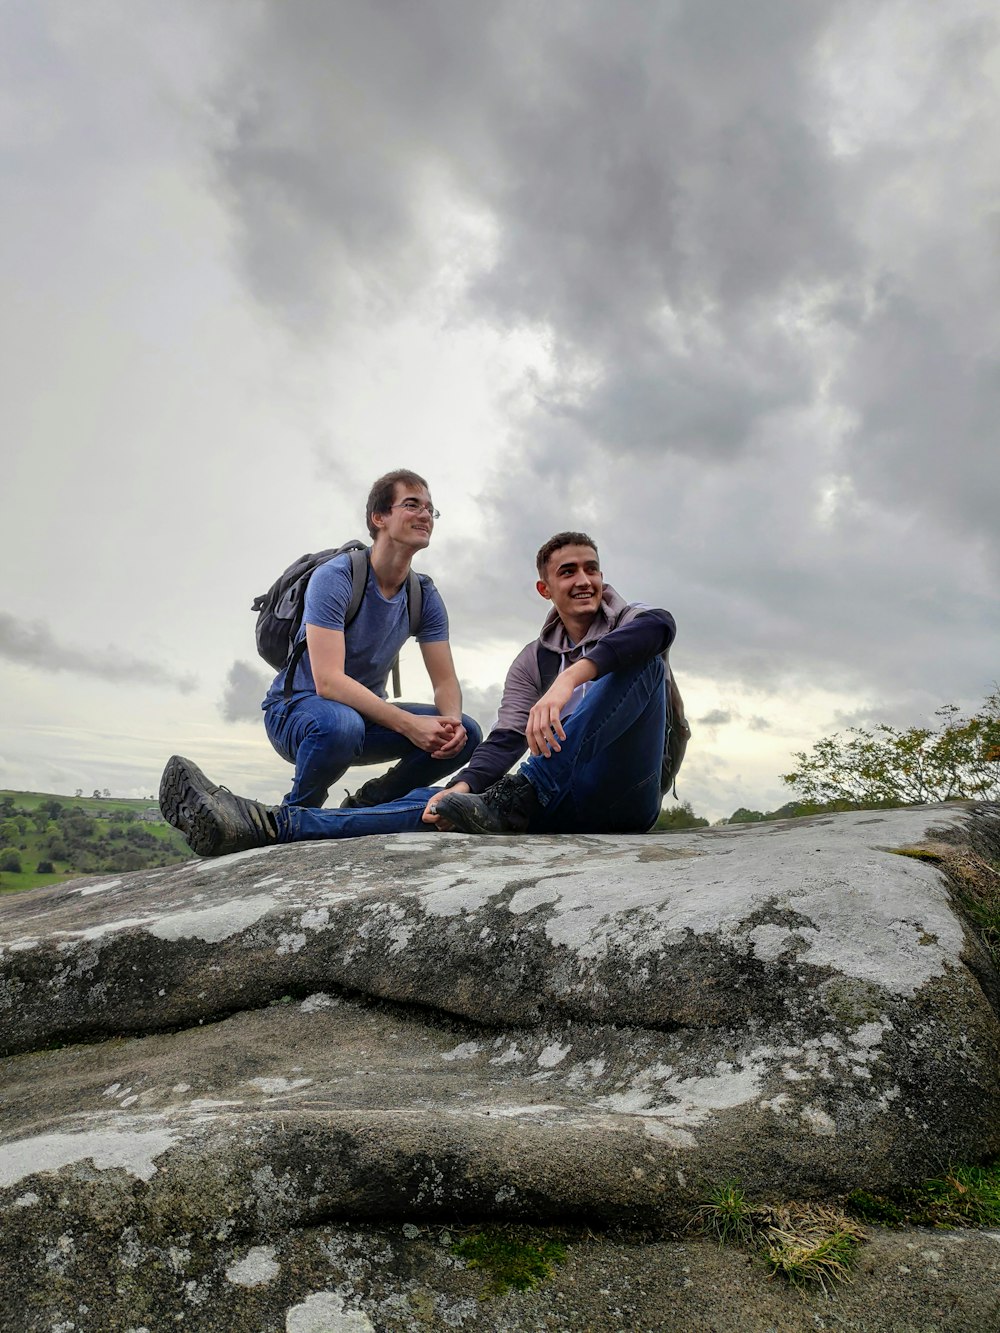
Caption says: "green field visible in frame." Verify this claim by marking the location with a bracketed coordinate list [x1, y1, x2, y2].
[0, 789, 194, 894]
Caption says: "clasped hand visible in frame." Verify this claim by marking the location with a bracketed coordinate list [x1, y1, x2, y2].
[405, 713, 467, 759]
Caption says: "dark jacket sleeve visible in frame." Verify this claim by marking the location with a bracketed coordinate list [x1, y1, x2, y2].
[585, 608, 675, 678]
[448, 644, 538, 793]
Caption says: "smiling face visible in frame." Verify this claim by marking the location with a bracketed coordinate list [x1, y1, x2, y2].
[537, 543, 604, 636]
[372, 480, 435, 552]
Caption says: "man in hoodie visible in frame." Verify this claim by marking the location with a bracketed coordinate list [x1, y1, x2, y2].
[159, 531, 685, 855]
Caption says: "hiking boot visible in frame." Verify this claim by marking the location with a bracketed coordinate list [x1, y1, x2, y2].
[340, 768, 403, 809]
[433, 773, 539, 835]
[159, 755, 280, 858]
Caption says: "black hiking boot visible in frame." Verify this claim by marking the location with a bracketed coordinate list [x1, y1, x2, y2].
[433, 773, 539, 835]
[340, 766, 404, 809]
[159, 755, 280, 858]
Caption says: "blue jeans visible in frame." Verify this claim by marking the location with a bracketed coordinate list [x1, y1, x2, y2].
[277, 785, 441, 840]
[273, 658, 664, 840]
[263, 694, 482, 807]
[524, 655, 665, 834]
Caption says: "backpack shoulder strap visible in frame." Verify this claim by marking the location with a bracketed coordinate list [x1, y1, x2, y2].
[406, 570, 423, 636]
[535, 644, 561, 694]
[344, 547, 369, 628]
[282, 542, 366, 701]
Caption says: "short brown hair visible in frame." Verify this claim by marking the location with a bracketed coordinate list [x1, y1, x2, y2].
[366, 469, 430, 539]
[535, 531, 600, 579]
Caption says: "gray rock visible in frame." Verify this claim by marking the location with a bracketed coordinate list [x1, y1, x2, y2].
[1, 802, 999, 1330]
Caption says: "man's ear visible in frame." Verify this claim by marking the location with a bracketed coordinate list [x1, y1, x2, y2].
[536, 579, 552, 601]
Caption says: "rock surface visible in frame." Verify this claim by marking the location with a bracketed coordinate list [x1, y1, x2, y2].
[1, 802, 999, 1330]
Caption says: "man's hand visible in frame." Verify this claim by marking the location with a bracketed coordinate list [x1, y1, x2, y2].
[526, 658, 598, 757]
[526, 676, 574, 757]
[422, 781, 470, 828]
[402, 713, 461, 756]
[429, 717, 468, 759]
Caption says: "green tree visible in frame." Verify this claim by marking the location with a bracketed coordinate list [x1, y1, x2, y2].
[0, 851, 23, 874]
[654, 801, 710, 831]
[728, 807, 765, 824]
[45, 835, 69, 861]
[36, 860, 56, 874]
[783, 690, 1000, 806]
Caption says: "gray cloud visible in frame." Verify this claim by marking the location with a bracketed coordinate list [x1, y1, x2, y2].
[697, 709, 733, 728]
[458, 680, 504, 735]
[0, 612, 196, 693]
[221, 659, 271, 723]
[196, 0, 1000, 718]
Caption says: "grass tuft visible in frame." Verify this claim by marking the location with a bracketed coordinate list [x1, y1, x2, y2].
[763, 1227, 862, 1294]
[695, 1181, 761, 1247]
[889, 846, 945, 863]
[847, 1160, 1000, 1229]
[696, 1186, 866, 1291]
[452, 1227, 567, 1295]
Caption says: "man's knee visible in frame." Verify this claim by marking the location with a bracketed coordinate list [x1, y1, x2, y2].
[304, 703, 366, 760]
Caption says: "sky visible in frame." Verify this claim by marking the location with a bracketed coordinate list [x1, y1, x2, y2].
[1, 0, 998, 822]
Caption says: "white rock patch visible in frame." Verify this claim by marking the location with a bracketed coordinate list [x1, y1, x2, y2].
[0, 1129, 176, 1187]
[225, 1246, 280, 1287]
[247, 1077, 313, 1096]
[286, 1290, 375, 1332]
[441, 1042, 480, 1062]
[73, 879, 123, 896]
[149, 893, 277, 943]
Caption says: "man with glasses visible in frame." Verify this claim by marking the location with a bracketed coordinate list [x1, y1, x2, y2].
[161, 528, 684, 855]
[259, 468, 480, 809]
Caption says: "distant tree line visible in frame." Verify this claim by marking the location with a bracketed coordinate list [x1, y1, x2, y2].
[0, 794, 192, 878]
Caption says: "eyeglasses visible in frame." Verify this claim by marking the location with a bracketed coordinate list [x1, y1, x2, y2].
[390, 500, 440, 519]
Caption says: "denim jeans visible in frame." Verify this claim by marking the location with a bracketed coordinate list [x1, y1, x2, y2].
[272, 657, 665, 840]
[263, 694, 482, 807]
[523, 655, 665, 834]
[277, 785, 440, 841]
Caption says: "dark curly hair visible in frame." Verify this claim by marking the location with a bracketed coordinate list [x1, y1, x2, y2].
[535, 531, 600, 579]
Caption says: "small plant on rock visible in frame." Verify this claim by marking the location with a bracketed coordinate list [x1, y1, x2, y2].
[763, 1223, 863, 1295]
[452, 1227, 567, 1295]
[847, 1160, 1000, 1229]
[696, 1187, 866, 1291]
[696, 1181, 761, 1247]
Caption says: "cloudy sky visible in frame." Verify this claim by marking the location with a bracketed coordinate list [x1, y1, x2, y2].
[2, 0, 997, 821]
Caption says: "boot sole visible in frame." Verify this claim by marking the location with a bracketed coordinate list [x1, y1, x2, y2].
[159, 755, 226, 858]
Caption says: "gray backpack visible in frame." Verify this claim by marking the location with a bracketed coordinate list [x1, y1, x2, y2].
[252, 542, 422, 698]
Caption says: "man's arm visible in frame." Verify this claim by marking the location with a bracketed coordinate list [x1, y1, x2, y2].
[437, 645, 539, 795]
[418, 640, 468, 759]
[306, 624, 457, 756]
[585, 608, 675, 677]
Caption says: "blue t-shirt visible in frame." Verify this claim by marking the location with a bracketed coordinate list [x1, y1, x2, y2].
[264, 551, 449, 704]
